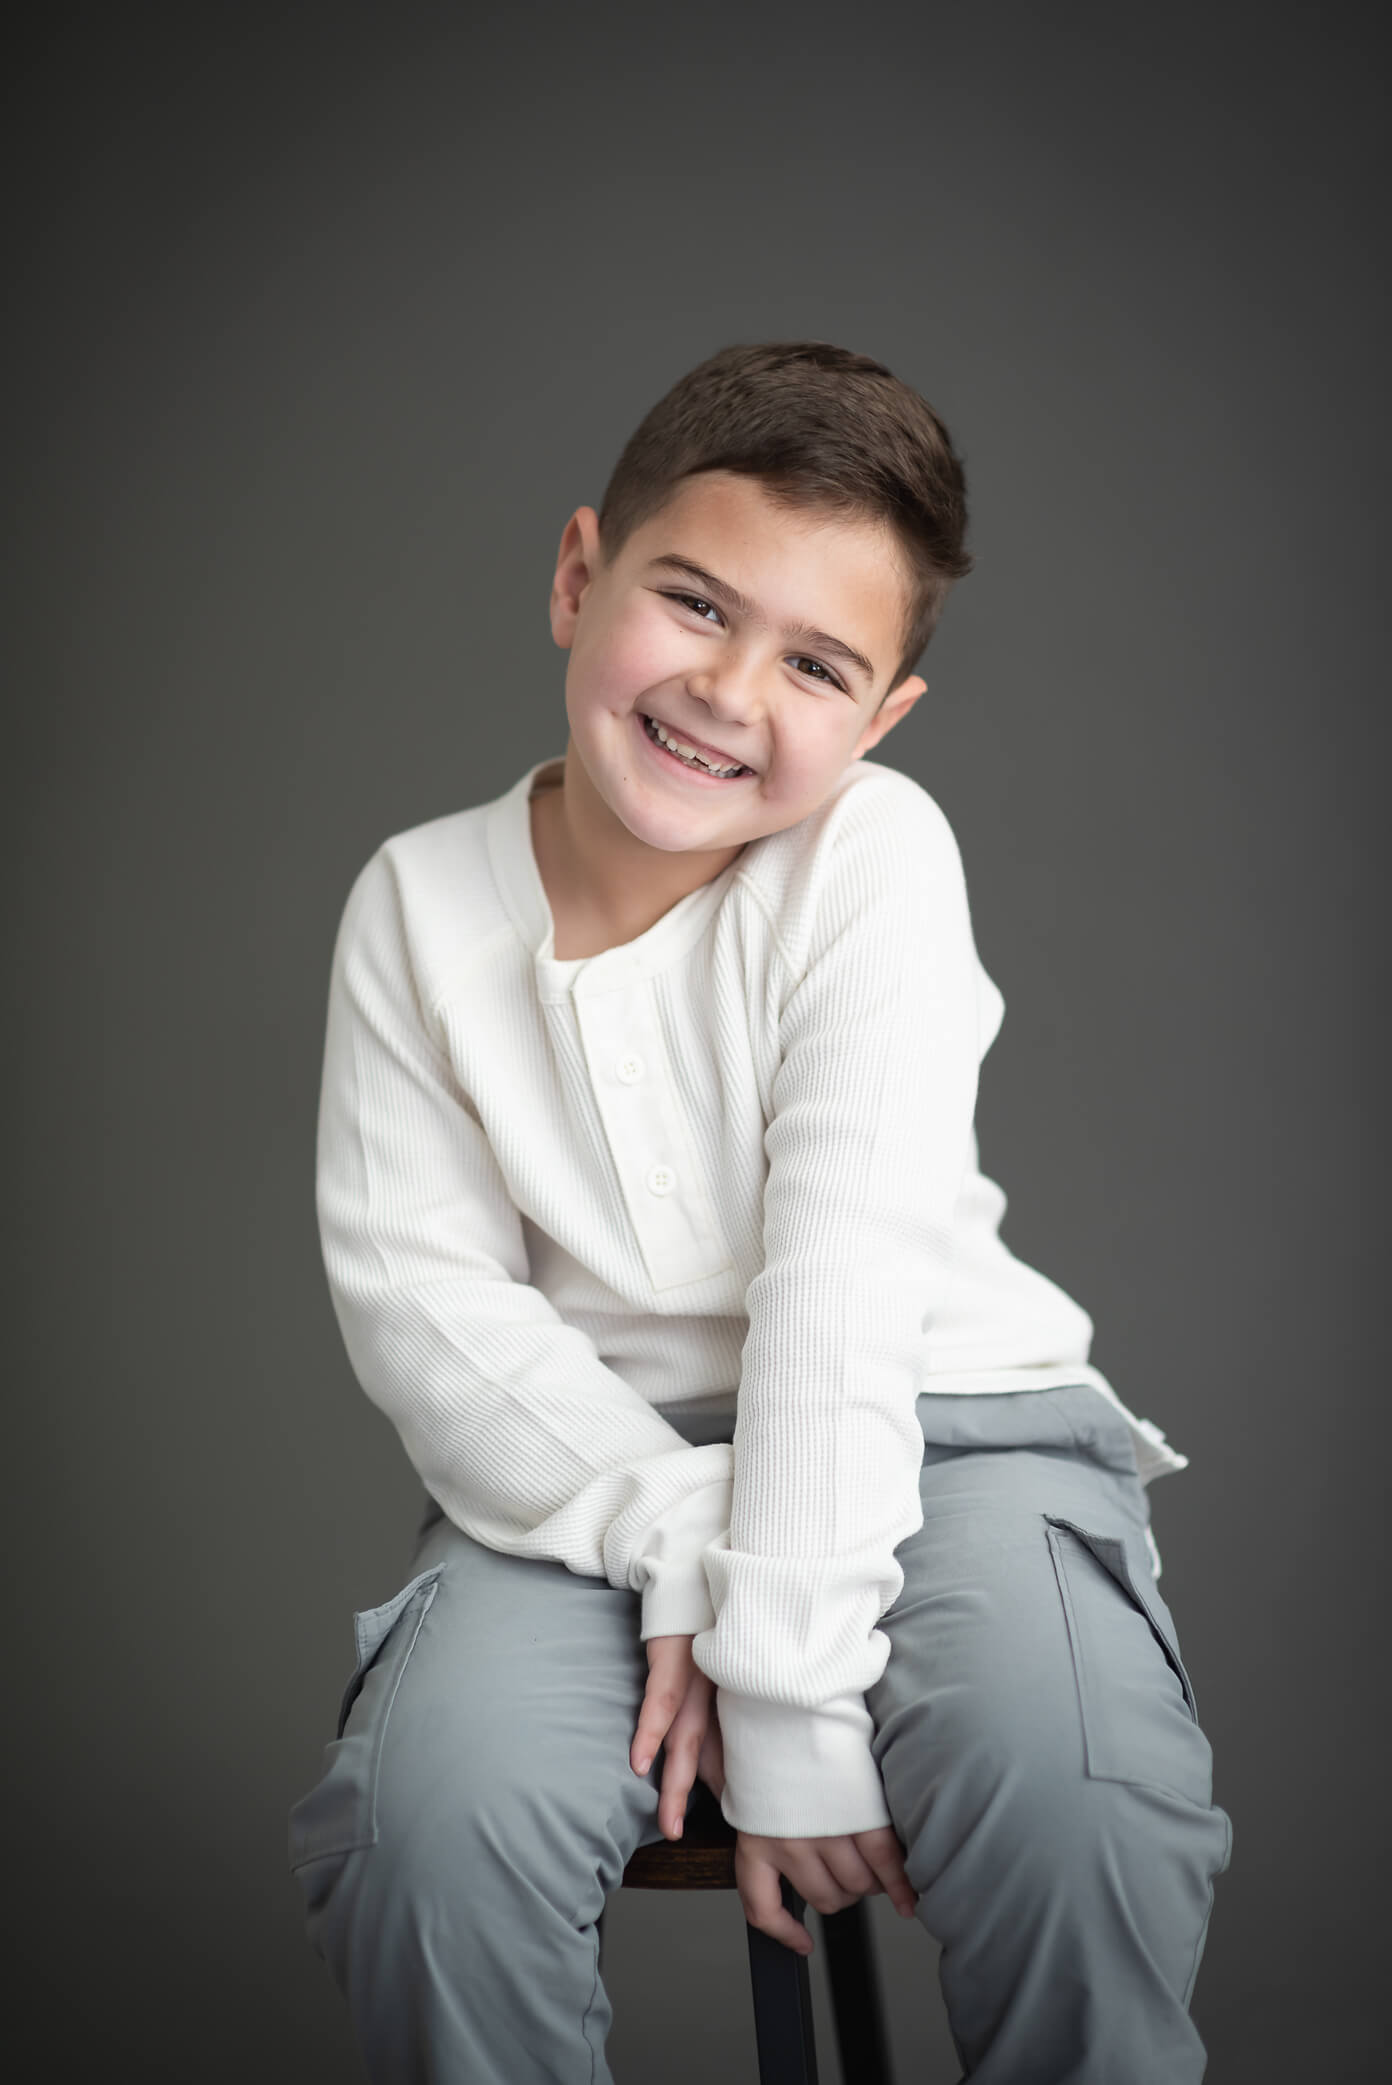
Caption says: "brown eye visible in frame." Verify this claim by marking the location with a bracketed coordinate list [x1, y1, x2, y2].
[661, 590, 844, 691]
[792, 655, 844, 689]
[666, 590, 722, 624]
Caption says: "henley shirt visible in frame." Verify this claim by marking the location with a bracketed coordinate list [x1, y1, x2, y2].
[315, 750, 1190, 1838]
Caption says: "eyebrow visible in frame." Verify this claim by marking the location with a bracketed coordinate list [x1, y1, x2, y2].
[645, 554, 879, 688]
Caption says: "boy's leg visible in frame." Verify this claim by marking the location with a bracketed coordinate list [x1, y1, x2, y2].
[287, 1494, 672, 2085]
[867, 1384, 1233, 2085]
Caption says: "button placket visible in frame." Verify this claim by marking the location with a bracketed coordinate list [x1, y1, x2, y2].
[573, 976, 733, 1291]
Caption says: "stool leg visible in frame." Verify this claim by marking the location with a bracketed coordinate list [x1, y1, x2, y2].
[745, 1877, 820, 2084]
[822, 1900, 895, 2085]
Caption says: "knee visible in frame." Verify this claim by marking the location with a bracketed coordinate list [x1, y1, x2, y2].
[289, 1567, 649, 1965]
[884, 1691, 1230, 1917]
[296, 1738, 575, 1986]
[900, 1710, 1106, 1882]
[371, 1712, 561, 1899]
[369, 1712, 639, 1944]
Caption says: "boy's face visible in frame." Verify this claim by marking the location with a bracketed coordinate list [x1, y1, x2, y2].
[548, 471, 928, 859]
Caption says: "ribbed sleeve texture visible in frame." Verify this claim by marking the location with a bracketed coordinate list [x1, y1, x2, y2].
[694, 780, 980, 1834]
[314, 753, 1190, 1838]
[317, 854, 735, 1644]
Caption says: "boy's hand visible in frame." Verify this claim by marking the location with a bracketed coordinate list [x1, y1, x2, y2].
[630, 1634, 726, 1840]
[735, 1827, 919, 1957]
[630, 1644, 918, 1955]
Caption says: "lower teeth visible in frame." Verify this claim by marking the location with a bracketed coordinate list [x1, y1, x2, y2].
[645, 716, 741, 775]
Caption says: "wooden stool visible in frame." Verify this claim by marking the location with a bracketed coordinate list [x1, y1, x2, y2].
[595, 1779, 896, 2084]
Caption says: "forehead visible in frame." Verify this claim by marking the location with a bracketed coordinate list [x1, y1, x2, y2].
[623, 471, 910, 640]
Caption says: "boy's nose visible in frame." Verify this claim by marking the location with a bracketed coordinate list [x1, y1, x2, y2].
[683, 665, 764, 736]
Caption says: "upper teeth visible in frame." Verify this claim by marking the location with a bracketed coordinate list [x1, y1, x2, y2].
[648, 717, 744, 775]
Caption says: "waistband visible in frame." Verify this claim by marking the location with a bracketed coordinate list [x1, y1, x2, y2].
[657, 1380, 1140, 1466]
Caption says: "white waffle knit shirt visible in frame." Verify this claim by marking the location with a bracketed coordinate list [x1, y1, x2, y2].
[315, 751, 1189, 1838]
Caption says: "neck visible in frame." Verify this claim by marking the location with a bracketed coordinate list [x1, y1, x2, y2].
[532, 738, 745, 947]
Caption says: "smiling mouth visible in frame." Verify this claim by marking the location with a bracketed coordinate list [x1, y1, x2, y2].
[640, 713, 754, 777]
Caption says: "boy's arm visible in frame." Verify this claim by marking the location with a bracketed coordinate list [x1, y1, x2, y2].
[693, 778, 983, 1839]
[315, 847, 732, 1643]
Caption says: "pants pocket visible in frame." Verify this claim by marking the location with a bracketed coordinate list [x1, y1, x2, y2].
[287, 1563, 444, 1873]
[1043, 1514, 1213, 1807]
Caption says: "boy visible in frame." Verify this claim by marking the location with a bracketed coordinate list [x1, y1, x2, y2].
[288, 339, 1232, 2082]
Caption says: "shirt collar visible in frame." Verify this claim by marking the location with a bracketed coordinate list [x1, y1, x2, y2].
[485, 755, 750, 1001]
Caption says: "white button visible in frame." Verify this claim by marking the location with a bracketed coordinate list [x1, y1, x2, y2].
[646, 1162, 676, 1196]
[616, 1053, 646, 1083]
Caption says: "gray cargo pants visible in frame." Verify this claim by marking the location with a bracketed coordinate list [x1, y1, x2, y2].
[288, 1383, 1233, 2081]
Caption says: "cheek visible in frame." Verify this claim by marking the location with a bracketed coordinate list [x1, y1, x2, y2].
[582, 602, 679, 697]
[771, 711, 858, 785]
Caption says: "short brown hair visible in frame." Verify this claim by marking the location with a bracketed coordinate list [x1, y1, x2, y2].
[596, 339, 972, 703]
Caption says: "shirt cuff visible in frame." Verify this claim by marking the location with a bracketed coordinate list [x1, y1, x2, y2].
[634, 1467, 733, 1641]
[707, 1687, 894, 1838]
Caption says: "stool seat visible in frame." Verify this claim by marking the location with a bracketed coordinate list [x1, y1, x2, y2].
[620, 1777, 740, 1889]
[597, 1780, 896, 2084]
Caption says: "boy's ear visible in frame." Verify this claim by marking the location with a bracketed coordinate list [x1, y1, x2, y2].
[550, 506, 604, 650]
[854, 674, 928, 758]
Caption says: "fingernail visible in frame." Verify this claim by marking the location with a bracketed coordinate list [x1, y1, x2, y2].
[634, 1755, 652, 1774]
[673, 1816, 683, 1837]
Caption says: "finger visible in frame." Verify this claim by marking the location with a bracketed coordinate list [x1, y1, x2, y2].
[739, 1859, 814, 1957]
[793, 1850, 861, 1917]
[818, 1842, 885, 1901]
[657, 1715, 705, 1837]
[630, 1638, 695, 1772]
[657, 1674, 714, 1826]
[858, 1833, 919, 1918]
[696, 1720, 725, 1802]
[739, 1837, 856, 1920]
[659, 1755, 694, 1837]
[630, 1672, 686, 1775]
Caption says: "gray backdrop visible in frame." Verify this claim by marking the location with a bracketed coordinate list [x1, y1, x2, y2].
[11, 4, 1384, 2079]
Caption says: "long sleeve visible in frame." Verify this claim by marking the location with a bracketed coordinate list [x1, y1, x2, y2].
[693, 781, 983, 1836]
[315, 847, 733, 1641]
